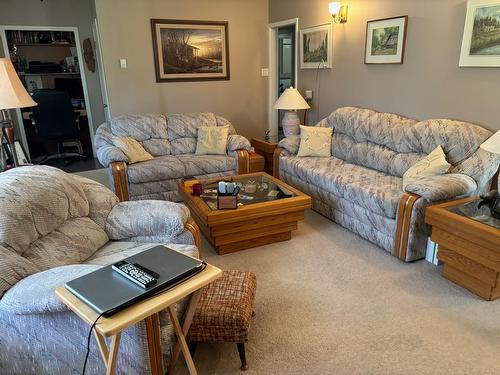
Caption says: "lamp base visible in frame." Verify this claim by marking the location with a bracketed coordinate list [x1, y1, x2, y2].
[282, 111, 300, 137]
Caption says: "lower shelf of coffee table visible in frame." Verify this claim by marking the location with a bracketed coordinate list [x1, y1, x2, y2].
[192, 209, 304, 255]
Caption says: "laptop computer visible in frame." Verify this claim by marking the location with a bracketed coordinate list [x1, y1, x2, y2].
[65, 245, 204, 317]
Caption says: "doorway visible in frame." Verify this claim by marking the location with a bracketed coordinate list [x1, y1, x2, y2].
[268, 18, 299, 141]
[0, 25, 96, 165]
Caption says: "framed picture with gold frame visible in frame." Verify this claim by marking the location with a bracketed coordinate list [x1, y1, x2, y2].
[151, 19, 230, 82]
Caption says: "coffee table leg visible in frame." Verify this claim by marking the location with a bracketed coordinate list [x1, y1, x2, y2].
[94, 331, 121, 375]
[167, 290, 202, 375]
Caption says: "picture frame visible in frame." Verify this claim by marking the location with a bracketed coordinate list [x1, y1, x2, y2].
[300, 23, 333, 69]
[459, 0, 500, 67]
[364, 16, 408, 64]
[151, 19, 230, 82]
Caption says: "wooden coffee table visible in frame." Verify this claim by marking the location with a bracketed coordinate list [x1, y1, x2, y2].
[179, 172, 311, 254]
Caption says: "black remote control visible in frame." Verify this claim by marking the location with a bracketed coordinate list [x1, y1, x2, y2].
[112, 261, 157, 288]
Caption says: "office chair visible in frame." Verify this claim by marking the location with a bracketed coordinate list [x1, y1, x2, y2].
[30, 89, 86, 166]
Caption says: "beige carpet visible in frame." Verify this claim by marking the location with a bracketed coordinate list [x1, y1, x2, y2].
[178, 210, 500, 375]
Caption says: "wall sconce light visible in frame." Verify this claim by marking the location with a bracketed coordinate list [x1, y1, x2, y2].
[329, 2, 348, 24]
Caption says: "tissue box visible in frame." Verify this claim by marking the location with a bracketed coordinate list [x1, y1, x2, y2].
[217, 194, 238, 209]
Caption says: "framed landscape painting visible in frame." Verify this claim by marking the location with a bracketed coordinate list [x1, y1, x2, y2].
[151, 19, 230, 82]
[460, 0, 500, 67]
[300, 24, 332, 69]
[365, 16, 408, 64]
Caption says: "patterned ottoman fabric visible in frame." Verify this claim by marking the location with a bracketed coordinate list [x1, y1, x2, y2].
[189, 270, 257, 343]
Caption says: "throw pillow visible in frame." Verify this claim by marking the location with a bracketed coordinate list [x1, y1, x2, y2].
[402, 145, 451, 190]
[112, 137, 154, 164]
[297, 125, 333, 157]
[195, 126, 229, 155]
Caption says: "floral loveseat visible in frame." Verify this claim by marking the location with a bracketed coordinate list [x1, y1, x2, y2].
[0, 166, 201, 374]
[275, 107, 499, 262]
[95, 112, 253, 201]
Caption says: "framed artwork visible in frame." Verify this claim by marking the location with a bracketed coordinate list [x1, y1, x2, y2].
[365, 16, 408, 64]
[151, 19, 230, 82]
[460, 0, 500, 67]
[300, 24, 332, 69]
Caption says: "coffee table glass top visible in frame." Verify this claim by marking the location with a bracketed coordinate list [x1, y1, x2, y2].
[200, 174, 296, 211]
[446, 200, 500, 230]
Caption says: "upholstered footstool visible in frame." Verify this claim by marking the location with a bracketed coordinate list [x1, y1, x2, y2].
[188, 270, 257, 371]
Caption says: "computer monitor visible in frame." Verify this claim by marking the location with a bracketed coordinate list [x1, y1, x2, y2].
[54, 77, 84, 100]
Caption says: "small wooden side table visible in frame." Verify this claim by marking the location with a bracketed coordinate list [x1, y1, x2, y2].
[250, 138, 277, 175]
[56, 264, 222, 375]
[425, 197, 500, 300]
[248, 151, 265, 173]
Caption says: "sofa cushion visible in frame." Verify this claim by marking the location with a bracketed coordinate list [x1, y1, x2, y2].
[280, 156, 402, 218]
[195, 126, 229, 155]
[112, 136, 154, 164]
[167, 112, 217, 139]
[110, 114, 171, 156]
[0, 166, 89, 254]
[402, 145, 451, 190]
[297, 125, 332, 157]
[105, 200, 189, 240]
[22, 217, 109, 271]
[0, 264, 101, 314]
[86, 242, 199, 266]
[0, 245, 40, 298]
[126, 155, 186, 183]
[322, 107, 492, 177]
[110, 114, 169, 141]
[176, 154, 236, 176]
[342, 174, 403, 218]
[167, 112, 218, 155]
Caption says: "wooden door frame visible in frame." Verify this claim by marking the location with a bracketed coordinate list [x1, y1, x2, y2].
[268, 18, 299, 142]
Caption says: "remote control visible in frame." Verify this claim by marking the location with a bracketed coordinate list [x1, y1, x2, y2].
[112, 261, 157, 288]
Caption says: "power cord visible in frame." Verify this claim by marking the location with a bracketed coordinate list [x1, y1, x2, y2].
[82, 311, 106, 375]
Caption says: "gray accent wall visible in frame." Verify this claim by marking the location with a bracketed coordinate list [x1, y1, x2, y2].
[93, 0, 269, 139]
[269, 0, 500, 132]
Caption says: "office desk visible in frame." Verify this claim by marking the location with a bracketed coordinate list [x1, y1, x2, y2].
[22, 108, 87, 120]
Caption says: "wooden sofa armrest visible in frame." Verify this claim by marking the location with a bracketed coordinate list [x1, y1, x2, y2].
[111, 161, 129, 202]
[273, 147, 283, 179]
[393, 192, 421, 261]
[235, 149, 250, 175]
[185, 218, 203, 259]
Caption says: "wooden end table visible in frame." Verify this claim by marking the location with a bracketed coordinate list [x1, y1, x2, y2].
[248, 151, 265, 173]
[56, 263, 222, 375]
[180, 172, 311, 255]
[425, 196, 500, 300]
[250, 139, 278, 175]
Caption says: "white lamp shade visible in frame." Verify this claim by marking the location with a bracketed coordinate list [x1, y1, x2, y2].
[0, 58, 37, 110]
[480, 130, 500, 155]
[273, 87, 310, 110]
[329, 2, 341, 15]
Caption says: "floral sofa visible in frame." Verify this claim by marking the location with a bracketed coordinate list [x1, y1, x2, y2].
[275, 107, 499, 262]
[0, 166, 202, 374]
[95, 112, 253, 201]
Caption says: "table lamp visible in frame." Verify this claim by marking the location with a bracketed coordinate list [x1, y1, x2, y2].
[480, 130, 500, 189]
[272, 87, 310, 137]
[0, 57, 37, 166]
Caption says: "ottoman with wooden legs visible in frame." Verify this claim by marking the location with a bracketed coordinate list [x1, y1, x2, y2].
[188, 270, 257, 371]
